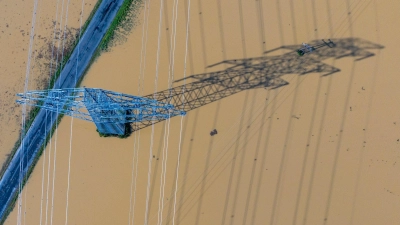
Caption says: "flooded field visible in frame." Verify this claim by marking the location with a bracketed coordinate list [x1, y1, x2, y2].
[2, 0, 400, 224]
[0, 0, 97, 168]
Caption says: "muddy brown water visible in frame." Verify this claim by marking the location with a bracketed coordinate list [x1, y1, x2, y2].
[2, 0, 400, 225]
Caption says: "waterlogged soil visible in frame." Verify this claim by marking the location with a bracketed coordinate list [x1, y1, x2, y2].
[0, 0, 97, 169]
[4, 0, 400, 225]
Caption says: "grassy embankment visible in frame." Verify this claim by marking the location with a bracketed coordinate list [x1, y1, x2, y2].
[0, 1, 103, 223]
[0, 0, 104, 184]
[0, 0, 142, 223]
[95, 0, 142, 138]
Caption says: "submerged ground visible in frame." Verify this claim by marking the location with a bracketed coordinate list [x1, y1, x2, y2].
[1, 0, 400, 224]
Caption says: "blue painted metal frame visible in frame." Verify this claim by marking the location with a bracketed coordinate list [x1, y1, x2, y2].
[16, 88, 186, 125]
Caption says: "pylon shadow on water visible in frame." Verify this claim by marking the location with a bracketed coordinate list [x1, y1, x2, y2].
[131, 38, 384, 133]
[137, 38, 384, 224]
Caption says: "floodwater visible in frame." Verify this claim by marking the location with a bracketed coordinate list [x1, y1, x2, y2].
[0, 0, 97, 167]
[3, 0, 400, 225]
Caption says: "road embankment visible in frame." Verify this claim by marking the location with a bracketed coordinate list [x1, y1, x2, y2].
[0, 0, 126, 223]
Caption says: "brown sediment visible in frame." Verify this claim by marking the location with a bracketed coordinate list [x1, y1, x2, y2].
[0, 0, 98, 168]
[3, 0, 400, 225]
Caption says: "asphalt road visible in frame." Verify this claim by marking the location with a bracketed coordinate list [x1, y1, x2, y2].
[0, 0, 125, 220]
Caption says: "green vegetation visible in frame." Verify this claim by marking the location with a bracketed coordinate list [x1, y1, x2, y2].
[1, 1, 145, 220]
[96, 122, 132, 138]
[99, 0, 143, 51]
[0, 113, 64, 225]
[47, 0, 104, 89]
[0, 0, 105, 184]
[0, 0, 145, 223]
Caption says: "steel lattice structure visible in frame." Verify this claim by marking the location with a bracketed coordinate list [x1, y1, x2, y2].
[15, 38, 384, 135]
[17, 88, 186, 134]
[135, 38, 383, 131]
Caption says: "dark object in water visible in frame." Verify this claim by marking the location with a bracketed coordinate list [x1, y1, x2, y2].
[210, 129, 218, 136]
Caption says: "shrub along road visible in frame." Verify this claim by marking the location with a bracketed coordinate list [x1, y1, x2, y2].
[0, 0, 125, 221]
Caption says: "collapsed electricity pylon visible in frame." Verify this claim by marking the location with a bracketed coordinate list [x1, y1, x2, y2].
[136, 38, 383, 131]
[15, 38, 384, 135]
[16, 88, 186, 135]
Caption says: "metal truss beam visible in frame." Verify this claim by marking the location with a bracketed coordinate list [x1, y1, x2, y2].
[136, 38, 383, 132]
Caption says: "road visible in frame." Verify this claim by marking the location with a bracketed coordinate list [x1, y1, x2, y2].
[0, 0, 125, 221]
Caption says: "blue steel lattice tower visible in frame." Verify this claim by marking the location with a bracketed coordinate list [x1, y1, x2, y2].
[16, 88, 186, 135]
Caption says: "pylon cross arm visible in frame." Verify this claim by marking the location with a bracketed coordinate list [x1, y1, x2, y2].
[16, 88, 186, 125]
